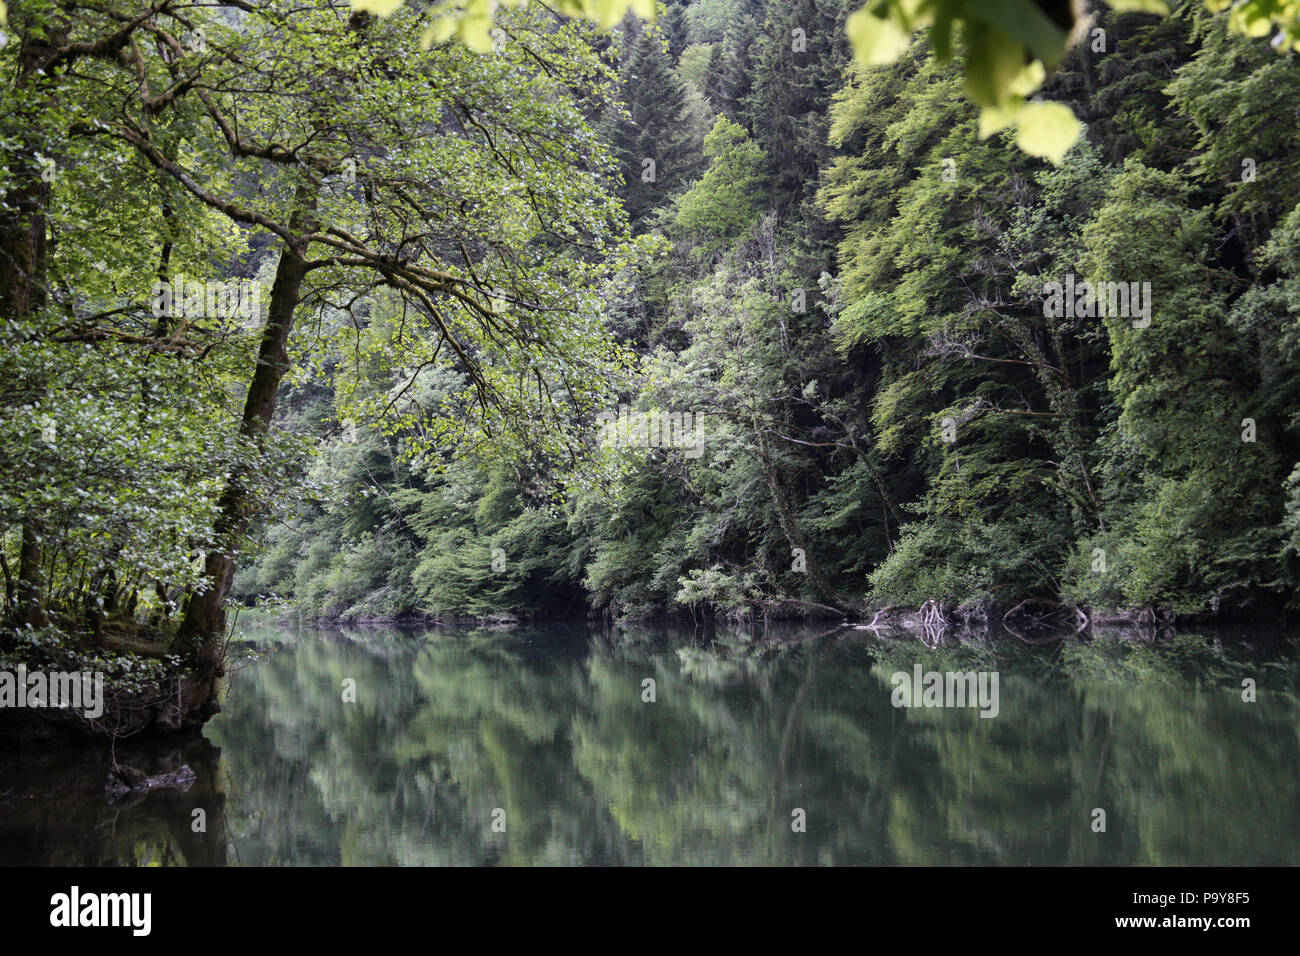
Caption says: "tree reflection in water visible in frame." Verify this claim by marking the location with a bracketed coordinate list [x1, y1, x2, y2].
[2, 620, 1296, 866]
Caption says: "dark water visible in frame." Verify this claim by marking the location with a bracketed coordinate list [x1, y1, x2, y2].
[2, 619, 1299, 865]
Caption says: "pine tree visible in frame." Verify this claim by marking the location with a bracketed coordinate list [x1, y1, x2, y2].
[705, 0, 763, 123]
[607, 18, 703, 225]
[744, 0, 851, 217]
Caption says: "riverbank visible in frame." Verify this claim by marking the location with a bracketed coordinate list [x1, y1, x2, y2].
[279, 589, 1289, 633]
[6, 587, 1290, 743]
[0, 624, 220, 741]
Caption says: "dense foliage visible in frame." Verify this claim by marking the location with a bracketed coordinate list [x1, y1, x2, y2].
[225, 0, 1300, 625]
[6, 0, 1300, 657]
[0, 0, 634, 695]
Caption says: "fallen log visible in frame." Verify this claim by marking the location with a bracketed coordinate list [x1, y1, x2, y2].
[105, 763, 197, 802]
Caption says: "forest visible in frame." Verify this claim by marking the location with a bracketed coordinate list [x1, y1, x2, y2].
[3, 0, 1300, 732]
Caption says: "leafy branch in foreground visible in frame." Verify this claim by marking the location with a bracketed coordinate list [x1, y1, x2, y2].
[355, 0, 1300, 166]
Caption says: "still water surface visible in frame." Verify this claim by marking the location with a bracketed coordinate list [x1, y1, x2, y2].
[3, 618, 1298, 865]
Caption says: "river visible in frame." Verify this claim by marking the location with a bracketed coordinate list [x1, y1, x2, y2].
[2, 617, 1298, 865]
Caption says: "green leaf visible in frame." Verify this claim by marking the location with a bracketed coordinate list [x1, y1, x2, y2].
[893, 0, 937, 31]
[350, 0, 406, 17]
[846, 7, 914, 67]
[1009, 61, 1046, 97]
[964, 23, 1026, 108]
[421, 18, 457, 50]
[1102, 0, 1171, 12]
[1014, 100, 1082, 165]
[459, 15, 495, 52]
[931, 8, 956, 60]
[1228, 1, 1277, 37]
[972, 0, 1070, 68]
[978, 101, 1022, 138]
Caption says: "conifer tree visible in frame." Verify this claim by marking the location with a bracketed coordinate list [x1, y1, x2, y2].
[608, 17, 704, 225]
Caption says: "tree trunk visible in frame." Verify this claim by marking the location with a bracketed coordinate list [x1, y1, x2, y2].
[176, 204, 312, 693]
[1, 29, 64, 630]
[15, 524, 47, 629]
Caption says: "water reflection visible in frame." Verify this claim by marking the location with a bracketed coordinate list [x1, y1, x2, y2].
[0, 732, 226, 865]
[3, 620, 1298, 865]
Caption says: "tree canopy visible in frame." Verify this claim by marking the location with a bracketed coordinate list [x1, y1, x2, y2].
[4, 0, 1300, 731]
